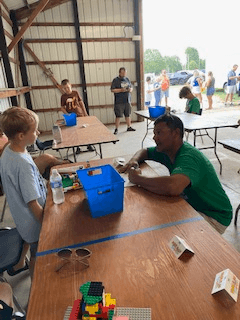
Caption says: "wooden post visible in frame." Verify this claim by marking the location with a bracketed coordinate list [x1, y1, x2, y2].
[133, 0, 144, 112]
[72, 0, 89, 114]
[10, 10, 33, 110]
[0, 10, 18, 106]
[8, 0, 50, 53]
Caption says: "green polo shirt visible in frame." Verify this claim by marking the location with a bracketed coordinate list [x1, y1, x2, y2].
[147, 142, 232, 226]
[186, 97, 200, 114]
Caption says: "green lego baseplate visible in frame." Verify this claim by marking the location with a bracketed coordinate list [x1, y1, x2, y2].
[115, 307, 151, 320]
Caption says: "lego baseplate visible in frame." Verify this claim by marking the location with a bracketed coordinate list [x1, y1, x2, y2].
[116, 307, 151, 320]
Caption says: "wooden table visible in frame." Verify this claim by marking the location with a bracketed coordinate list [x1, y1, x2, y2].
[135, 110, 239, 174]
[52, 116, 119, 161]
[27, 159, 240, 320]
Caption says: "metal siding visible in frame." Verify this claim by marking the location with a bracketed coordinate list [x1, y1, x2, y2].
[20, 0, 136, 129]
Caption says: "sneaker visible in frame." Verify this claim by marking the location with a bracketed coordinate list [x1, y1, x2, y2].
[87, 145, 95, 152]
[229, 102, 234, 106]
[76, 147, 81, 154]
[127, 127, 136, 132]
[114, 128, 118, 135]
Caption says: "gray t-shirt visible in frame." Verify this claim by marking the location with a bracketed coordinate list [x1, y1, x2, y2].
[227, 70, 237, 86]
[0, 145, 47, 243]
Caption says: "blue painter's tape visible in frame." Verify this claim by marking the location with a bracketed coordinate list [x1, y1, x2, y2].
[36, 216, 203, 257]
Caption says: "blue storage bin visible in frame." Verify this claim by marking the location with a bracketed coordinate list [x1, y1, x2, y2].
[63, 113, 77, 126]
[77, 164, 124, 218]
[148, 106, 166, 118]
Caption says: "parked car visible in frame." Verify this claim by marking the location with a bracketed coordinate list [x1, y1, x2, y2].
[169, 71, 193, 85]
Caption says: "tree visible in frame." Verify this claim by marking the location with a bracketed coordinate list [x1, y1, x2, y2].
[164, 55, 182, 73]
[199, 59, 206, 69]
[189, 60, 198, 70]
[144, 49, 166, 74]
[185, 47, 199, 69]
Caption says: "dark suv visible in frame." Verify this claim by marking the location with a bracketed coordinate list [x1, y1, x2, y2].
[169, 71, 193, 85]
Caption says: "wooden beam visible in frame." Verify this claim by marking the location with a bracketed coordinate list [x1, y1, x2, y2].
[23, 43, 64, 94]
[0, 0, 9, 13]
[10, 10, 33, 110]
[0, 7, 12, 26]
[4, 29, 13, 40]
[18, 22, 135, 27]
[0, 10, 18, 106]
[33, 102, 137, 113]
[24, 38, 132, 43]
[26, 58, 136, 65]
[0, 87, 31, 99]
[31, 81, 136, 89]
[8, 0, 50, 53]
[9, 56, 19, 65]
[15, 0, 71, 21]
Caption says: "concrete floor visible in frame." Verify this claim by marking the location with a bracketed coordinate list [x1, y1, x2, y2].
[1, 87, 240, 313]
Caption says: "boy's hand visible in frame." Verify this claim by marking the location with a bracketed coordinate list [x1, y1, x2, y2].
[118, 160, 139, 173]
[128, 167, 142, 184]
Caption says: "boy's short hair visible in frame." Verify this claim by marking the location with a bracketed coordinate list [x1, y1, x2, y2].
[179, 86, 192, 99]
[146, 76, 151, 82]
[154, 113, 184, 138]
[119, 67, 126, 73]
[0, 107, 39, 140]
[61, 79, 70, 86]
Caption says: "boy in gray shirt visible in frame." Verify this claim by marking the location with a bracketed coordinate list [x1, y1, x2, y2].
[0, 108, 47, 277]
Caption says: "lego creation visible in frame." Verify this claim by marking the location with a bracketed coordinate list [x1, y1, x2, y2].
[79, 281, 116, 319]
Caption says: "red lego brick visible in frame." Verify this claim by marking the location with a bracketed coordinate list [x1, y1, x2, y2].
[69, 299, 81, 320]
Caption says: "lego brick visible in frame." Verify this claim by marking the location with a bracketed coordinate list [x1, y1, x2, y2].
[116, 307, 151, 320]
[105, 293, 116, 307]
[88, 282, 104, 296]
[86, 303, 99, 314]
[69, 299, 81, 320]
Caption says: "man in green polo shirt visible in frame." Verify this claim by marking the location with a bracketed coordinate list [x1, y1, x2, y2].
[119, 113, 232, 234]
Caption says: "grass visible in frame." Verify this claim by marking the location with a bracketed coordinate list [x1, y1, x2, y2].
[213, 88, 240, 102]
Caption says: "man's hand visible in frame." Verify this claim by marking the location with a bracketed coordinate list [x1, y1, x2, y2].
[128, 167, 142, 184]
[118, 160, 139, 173]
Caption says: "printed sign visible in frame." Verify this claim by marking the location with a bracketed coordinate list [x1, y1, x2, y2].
[169, 235, 194, 259]
[211, 269, 239, 302]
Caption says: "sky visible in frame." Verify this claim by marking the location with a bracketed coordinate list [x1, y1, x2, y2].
[142, 0, 237, 65]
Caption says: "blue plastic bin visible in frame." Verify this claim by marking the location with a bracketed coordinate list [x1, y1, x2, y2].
[77, 164, 124, 218]
[63, 113, 77, 126]
[148, 106, 166, 118]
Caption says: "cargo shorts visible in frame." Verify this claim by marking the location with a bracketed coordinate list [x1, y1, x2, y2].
[114, 103, 131, 118]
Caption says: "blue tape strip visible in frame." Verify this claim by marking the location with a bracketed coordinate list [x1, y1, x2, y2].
[36, 216, 203, 257]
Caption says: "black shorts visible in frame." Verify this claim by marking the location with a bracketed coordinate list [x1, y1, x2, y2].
[114, 103, 131, 118]
[0, 300, 13, 320]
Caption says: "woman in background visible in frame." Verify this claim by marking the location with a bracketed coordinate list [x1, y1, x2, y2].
[205, 71, 215, 110]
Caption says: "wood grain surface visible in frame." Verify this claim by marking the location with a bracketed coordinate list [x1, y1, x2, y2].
[27, 220, 240, 320]
[52, 116, 118, 150]
[27, 158, 240, 320]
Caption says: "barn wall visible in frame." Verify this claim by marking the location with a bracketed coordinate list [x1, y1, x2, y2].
[0, 1, 27, 110]
[21, 0, 140, 132]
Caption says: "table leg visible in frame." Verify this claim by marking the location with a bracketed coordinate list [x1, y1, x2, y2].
[142, 119, 152, 149]
[193, 130, 196, 147]
[72, 147, 76, 162]
[213, 128, 222, 175]
[99, 144, 103, 159]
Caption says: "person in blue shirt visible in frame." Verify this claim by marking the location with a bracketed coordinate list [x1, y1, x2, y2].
[153, 75, 162, 106]
[224, 64, 239, 106]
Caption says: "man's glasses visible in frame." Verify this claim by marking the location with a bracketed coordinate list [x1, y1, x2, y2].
[55, 247, 92, 272]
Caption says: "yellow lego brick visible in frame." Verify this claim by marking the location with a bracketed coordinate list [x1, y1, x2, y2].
[105, 293, 116, 307]
[82, 317, 89, 320]
[85, 302, 99, 314]
[90, 318, 96, 320]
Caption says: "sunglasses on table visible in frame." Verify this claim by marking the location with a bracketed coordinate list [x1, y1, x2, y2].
[55, 247, 92, 272]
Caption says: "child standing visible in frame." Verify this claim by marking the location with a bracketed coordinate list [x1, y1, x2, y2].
[60, 79, 94, 153]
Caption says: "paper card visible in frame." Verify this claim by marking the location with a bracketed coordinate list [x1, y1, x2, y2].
[211, 269, 239, 302]
[169, 235, 194, 259]
[113, 317, 129, 320]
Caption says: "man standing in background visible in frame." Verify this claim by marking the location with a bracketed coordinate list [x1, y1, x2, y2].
[224, 64, 239, 106]
[111, 67, 136, 135]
